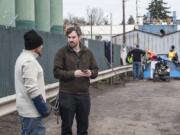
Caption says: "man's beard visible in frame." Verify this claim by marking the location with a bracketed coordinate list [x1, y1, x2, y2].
[37, 52, 42, 57]
[34, 50, 42, 57]
[69, 42, 77, 48]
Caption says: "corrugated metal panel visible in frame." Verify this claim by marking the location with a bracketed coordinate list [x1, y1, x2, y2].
[113, 44, 121, 67]
[113, 30, 180, 56]
[88, 40, 108, 70]
[0, 27, 122, 98]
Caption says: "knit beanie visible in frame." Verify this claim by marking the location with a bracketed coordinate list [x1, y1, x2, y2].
[24, 30, 43, 50]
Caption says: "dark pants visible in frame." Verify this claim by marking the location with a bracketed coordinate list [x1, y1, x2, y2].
[59, 92, 90, 135]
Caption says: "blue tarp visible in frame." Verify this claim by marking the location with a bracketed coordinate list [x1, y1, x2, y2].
[144, 54, 180, 79]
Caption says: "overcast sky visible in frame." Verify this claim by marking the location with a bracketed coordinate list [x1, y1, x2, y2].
[63, 0, 180, 25]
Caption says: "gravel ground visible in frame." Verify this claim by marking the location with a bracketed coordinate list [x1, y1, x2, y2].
[1, 79, 180, 135]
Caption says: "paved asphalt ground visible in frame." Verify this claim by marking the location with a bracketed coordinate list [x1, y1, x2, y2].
[1, 79, 180, 135]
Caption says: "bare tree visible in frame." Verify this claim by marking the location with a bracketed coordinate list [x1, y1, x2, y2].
[64, 14, 87, 26]
[63, 7, 109, 28]
[63, 14, 88, 32]
[102, 17, 110, 25]
[86, 7, 109, 25]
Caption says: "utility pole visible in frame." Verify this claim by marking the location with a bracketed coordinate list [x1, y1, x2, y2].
[136, 0, 139, 45]
[110, 12, 113, 68]
[121, 0, 127, 66]
[122, 0, 126, 46]
[136, 0, 139, 26]
[90, 14, 92, 39]
[110, 12, 113, 85]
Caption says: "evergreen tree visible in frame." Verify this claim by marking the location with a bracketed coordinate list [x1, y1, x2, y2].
[147, 0, 170, 20]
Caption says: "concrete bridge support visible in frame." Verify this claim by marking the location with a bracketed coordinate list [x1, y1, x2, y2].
[50, 0, 63, 33]
[15, 0, 35, 29]
[35, 0, 50, 32]
[0, 0, 15, 27]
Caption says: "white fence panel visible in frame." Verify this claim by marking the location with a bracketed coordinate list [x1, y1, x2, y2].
[113, 30, 180, 55]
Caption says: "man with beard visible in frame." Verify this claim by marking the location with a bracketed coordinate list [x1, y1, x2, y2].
[53, 26, 98, 135]
[15, 30, 50, 135]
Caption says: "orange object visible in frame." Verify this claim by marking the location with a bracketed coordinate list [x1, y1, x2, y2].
[147, 50, 157, 60]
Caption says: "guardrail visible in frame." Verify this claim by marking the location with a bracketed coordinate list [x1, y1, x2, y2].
[0, 65, 132, 117]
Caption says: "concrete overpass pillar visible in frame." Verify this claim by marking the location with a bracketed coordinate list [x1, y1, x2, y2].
[50, 0, 63, 33]
[0, 0, 15, 27]
[35, 0, 50, 32]
[15, 0, 35, 29]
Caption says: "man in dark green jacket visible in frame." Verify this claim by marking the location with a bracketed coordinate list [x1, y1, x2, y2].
[53, 26, 98, 135]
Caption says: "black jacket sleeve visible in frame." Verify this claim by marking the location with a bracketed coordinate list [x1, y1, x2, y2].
[89, 51, 98, 79]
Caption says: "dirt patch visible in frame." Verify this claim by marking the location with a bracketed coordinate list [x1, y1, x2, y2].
[1, 80, 180, 135]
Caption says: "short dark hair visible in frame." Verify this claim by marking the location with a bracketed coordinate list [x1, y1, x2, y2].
[65, 26, 82, 37]
[171, 45, 175, 50]
[136, 45, 139, 48]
